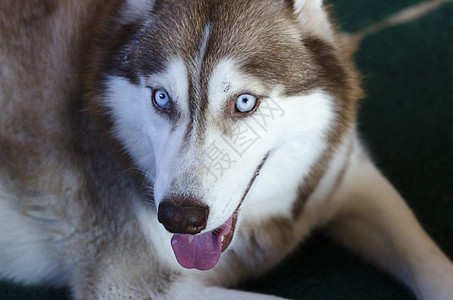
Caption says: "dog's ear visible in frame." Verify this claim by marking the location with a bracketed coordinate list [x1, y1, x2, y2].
[288, 0, 336, 43]
[120, 0, 155, 23]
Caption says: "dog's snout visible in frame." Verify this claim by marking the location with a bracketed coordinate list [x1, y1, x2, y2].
[157, 197, 209, 235]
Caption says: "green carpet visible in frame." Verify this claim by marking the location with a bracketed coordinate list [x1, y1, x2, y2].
[1, 1, 452, 299]
[0, 282, 69, 300]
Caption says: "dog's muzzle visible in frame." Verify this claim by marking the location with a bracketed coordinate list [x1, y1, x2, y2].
[157, 195, 235, 271]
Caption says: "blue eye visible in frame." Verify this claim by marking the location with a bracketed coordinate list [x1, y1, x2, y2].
[153, 89, 171, 108]
[235, 94, 257, 113]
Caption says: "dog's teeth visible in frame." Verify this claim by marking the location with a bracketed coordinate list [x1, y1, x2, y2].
[221, 236, 225, 243]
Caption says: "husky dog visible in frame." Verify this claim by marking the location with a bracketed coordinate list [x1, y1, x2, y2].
[1, 0, 452, 299]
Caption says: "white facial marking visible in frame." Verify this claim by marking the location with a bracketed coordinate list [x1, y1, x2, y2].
[197, 58, 338, 230]
[208, 58, 265, 113]
[239, 90, 337, 222]
[105, 76, 157, 171]
[105, 58, 190, 207]
[146, 58, 190, 114]
[107, 54, 337, 236]
[196, 23, 212, 82]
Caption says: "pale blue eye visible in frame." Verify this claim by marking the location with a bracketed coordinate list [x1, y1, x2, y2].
[235, 94, 257, 113]
[153, 89, 170, 108]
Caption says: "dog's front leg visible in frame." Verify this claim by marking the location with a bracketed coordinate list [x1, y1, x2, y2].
[164, 283, 289, 300]
[324, 144, 453, 300]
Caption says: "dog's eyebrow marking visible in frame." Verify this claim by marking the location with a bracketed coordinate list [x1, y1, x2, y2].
[223, 83, 231, 93]
[184, 22, 212, 145]
[195, 23, 212, 83]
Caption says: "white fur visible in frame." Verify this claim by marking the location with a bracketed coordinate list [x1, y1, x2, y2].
[144, 58, 190, 114]
[121, 0, 155, 23]
[0, 178, 68, 286]
[204, 58, 337, 226]
[107, 55, 337, 233]
[242, 90, 336, 222]
[105, 76, 157, 172]
[134, 201, 182, 271]
[166, 280, 286, 300]
[105, 58, 190, 202]
[208, 59, 267, 112]
[293, 0, 336, 44]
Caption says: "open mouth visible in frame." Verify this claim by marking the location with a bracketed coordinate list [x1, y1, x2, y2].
[169, 155, 268, 271]
[170, 206, 239, 271]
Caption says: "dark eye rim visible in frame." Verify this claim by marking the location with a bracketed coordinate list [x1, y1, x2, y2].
[151, 88, 173, 113]
[230, 92, 261, 118]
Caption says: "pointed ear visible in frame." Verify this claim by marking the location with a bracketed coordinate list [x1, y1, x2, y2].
[291, 0, 336, 43]
[120, 0, 155, 23]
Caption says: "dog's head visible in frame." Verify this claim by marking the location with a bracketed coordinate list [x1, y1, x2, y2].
[84, 0, 359, 270]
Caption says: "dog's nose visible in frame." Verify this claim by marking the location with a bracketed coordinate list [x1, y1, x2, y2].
[157, 197, 209, 235]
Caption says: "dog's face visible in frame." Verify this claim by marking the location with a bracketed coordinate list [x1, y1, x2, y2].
[84, 0, 358, 270]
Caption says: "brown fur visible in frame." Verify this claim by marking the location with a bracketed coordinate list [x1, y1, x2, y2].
[1, 0, 363, 298]
[83, 0, 360, 151]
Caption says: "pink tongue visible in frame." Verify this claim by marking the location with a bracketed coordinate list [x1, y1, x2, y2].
[171, 217, 232, 271]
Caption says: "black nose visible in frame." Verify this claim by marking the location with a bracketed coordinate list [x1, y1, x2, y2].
[157, 196, 209, 235]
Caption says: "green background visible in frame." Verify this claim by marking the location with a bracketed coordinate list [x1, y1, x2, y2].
[1, 0, 452, 299]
